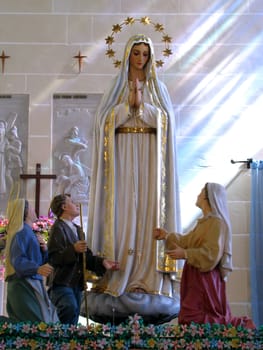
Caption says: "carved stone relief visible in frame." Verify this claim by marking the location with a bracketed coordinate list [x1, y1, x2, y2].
[52, 94, 102, 216]
[0, 94, 28, 216]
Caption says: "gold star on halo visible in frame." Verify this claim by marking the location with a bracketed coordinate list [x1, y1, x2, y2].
[140, 16, 151, 25]
[114, 60, 122, 68]
[105, 36, 114, 45]
[163, 48, 173, 57]
[124, 17, 135, 25]
[162, 35, 172, 44]
[112, 24, 122, 33]
[106, 49, 115, 58]
[156, 60, 164, 68]
[154, 23, 164, 32]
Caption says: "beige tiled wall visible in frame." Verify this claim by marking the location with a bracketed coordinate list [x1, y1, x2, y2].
[0, 0, 261, 320]
[227, 170, 252, 316]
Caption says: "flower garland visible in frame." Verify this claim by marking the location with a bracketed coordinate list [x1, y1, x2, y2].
[0, 314, 262, 349]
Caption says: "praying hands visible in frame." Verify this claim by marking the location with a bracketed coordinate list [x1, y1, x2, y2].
[128, 77, 142, 109]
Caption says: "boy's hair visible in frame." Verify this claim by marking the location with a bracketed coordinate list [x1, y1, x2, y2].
[50, 194, 70, 218]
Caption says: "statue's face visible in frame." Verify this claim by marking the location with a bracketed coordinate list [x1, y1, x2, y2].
[129, 43, 150, 71]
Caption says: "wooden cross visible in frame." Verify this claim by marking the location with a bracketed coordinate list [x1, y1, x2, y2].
[20, 163, 57, 217]
[0, 50, 10, 74]
[73, 51, 87, 73]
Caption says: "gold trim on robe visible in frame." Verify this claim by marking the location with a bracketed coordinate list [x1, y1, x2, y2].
[116, 126, 156, 134]
[155, 107, 177, 273]
[103, 107, 116, 260]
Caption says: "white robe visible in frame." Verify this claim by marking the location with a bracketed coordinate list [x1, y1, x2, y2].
[86, 35, 181, 323]
[88, 82, 179, 297]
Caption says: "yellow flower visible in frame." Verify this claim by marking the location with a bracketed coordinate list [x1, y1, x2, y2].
[115, 339, 125, 349]
[69, 339, 77, 349]
[147, 338, 157, 348]
[29, 340, 38, 350]
[38, 322, 47, 331]
[193, 340, 203, 350]
[228, 327, 238, 337]
[230, 338, 241, 348]
[173, 324, 181, 333]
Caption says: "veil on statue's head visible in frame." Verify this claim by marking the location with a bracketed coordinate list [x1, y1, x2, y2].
[120, 34, 157, 80]
[4, 181, 26, 279]
[206, 182, 233, 281]
[96, 33, 175, 129]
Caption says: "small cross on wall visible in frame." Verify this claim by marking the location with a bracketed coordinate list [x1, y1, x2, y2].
[73, 51, 87, 73]
[0, 50, 10, 74]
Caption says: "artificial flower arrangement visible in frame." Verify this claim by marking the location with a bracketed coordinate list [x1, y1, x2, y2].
[0, 217, 8, 232]
[0, 216, 8, 280]
[0, 216, 8, 246]
[0, 314, 262, 349]
[0, 215, 54, 247]
[32, 215, 55, 243]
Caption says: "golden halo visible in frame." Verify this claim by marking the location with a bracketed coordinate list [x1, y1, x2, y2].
[105, 16, 173, 68]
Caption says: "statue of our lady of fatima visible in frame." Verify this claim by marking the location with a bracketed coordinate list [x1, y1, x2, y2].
[85, 21, 181, 324]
